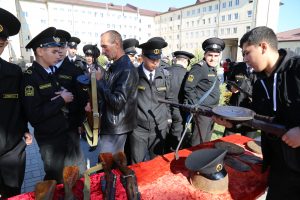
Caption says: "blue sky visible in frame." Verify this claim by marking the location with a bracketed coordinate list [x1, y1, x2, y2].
[90, 0, 300, 33]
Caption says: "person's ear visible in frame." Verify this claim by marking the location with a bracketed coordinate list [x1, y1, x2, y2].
[36, 47, 43, 57]
[260, 42, 268, 54]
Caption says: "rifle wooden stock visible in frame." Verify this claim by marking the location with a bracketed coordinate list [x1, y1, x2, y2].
[113, 152, 141, 200]
[99, 153, 116, 200]
[63, 166, 79, 200]
[34, 180, 57, 200]
[159, 99, 287, 137]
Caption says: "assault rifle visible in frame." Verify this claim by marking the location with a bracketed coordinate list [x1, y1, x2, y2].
[34, 180, 57, 200]
[113, 152, 141, 200]
[63, 166, 80, 200]
[99, 153, 117, 200]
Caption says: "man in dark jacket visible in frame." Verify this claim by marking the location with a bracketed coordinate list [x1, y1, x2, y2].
[166, 51, 194, 150]
[123, 38, 139, 67]
[0, 8, 32, 198]
[213, 26, 300, 199]
[224, 61, 257, 138]
[22, 27, 78, 183]
[130, 37, 172, 163]
[95, 30, 139, 154]
[184, 37, 225, 146]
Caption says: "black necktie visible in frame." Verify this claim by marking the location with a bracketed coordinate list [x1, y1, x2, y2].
[149, 73, 153, 84]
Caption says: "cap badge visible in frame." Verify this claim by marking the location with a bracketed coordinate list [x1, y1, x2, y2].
[71, 42, 76, 46]
[153, 49, 160, 54]
[216, 164, 223, 172]
[53, 37, 60, 43]
[212, 44, 218, 49]
[0, 24, 3, 33]
[86, 49, 93, 54]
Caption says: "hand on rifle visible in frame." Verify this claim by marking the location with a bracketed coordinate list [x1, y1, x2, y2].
[95, 67, 104, 80]
[57, 89, 74, 103]
[24, 132, 33, 145]
[282, 126, 300, 148]
[212, 115, 233, 128]
[85, 102, 92, 112]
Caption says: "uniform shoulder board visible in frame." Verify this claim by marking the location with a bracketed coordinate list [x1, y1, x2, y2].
[197, 60, 205, 67]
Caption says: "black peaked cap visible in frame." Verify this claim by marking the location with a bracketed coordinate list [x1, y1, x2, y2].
[202, 37, 225, 53]
[0, 8, 21, 38]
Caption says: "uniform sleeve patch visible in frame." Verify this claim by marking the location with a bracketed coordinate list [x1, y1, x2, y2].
[208, 74, 216, 77]
[157, 86, 167, 91]
[58, 75, 72, 80]
[25, 85, 34, 96]
[187, 74, 194, 82]
[39, 83, 52, 89]
[138, 86, 146, 90]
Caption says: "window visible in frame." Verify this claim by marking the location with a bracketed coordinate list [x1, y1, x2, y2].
[208, 18, 211, 24]
[198, 8, 201, 13]
[222, 2, 226, 8]
[247, 10, 252, 17]
[233, 27, 237, 34]
[186, 22, 189, 27]
[295, 47, 300, 55]
[169, 26, 172, 31]
[197, 19, 200, 25]
[148, 24, 151, 28]
[246, 26, 251, 32]
[221, 15, 225, 21]
[187, 11, 190, 16]
[170, 17, 173, 21]
[226, 28, 230, 35]
[177, 34, 180, 39]
[178, 15, 181, 19]
[215, 4, 219, 10]
[229, 1, 232, 7]
[203, 19, 205, 24]
[214, 17, 217, 23]
[234, 13, 239, 19]
[177, 25, 180, 30]
[192, 21, 194, 26]
[192, 10, 195, 15]
[208, 6, 212, 11]
[203, 7, 206, 12]
[228, 14, 231, 21]
[236, 0, 240, 5]
[221, 28, 224, 35]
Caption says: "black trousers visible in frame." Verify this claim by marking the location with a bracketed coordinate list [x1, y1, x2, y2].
[37, 129, 86, 183]
[190, 115, 214, 146]
[130, 125, 167, 164]
[0, 140, 26, 198]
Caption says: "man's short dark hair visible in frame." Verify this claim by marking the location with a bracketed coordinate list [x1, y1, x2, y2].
[102, 30, 123, 46]
[239, 26, 278, 50]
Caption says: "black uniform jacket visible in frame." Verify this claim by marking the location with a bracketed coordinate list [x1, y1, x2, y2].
[252, 49, 300, 172]
[166, 64, 187, 104]
[97, 55, 139, 135]
[55, 57, 87, 128]
[0, 58, 27, 156]
[136, 64, 172, 131]
[22, 61, 68, 141]
[184, 60, 220, 107]
[227, 62, 256, 107]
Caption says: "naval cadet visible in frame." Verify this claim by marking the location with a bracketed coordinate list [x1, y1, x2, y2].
[82, 44, 101, 73]
[184, 37, 225, 146]
[123, 38, 139, 67]
[0, 8, 32, 198]
[67, 36, 85, 69]
[166, 50, 194, 150]
[130, 37, 173, 163]
[22, 27, 79, 183]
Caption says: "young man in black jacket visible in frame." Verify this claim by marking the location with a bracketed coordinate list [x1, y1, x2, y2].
[214, 26, 300, 200]
[0, 8, 32, 198]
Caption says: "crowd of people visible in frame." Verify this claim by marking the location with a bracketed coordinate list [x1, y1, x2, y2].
[1, 7, 300, 200]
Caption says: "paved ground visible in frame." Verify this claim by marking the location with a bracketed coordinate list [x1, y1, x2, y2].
[21, 126, 100, 193]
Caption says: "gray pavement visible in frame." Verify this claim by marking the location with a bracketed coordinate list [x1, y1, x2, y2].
[21, 127, 100, 193]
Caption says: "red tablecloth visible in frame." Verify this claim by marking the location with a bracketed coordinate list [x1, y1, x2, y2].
[9, 135, 268, 200]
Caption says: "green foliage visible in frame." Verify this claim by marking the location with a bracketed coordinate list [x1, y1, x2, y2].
[187, 49, 204, 71]
[97, 55, 108, 67]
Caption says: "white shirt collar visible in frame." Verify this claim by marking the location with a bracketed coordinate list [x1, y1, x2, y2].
[142, 64, 155, 80]
[44, 67, 52, 74]
[55, 60, 64, 69]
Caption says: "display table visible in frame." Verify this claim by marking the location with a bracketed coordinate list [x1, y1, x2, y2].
[9, 135, 268, 200]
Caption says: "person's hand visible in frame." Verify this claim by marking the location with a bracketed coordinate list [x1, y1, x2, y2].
[85, 102, 92, 112]
[95, 67, 103, 80]
[212, 115, 233, 128]
[282, 126, 300, 148]
[230, 86, 239, 94]
[60, 89, 74, 103]
[24, 132, 33, 145]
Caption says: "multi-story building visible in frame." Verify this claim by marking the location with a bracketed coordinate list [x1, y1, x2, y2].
[155, 0, 281, 61]
[1, 0, 159, 62]
[1, 0, 280, 62]
[277, 28, 300, 55]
